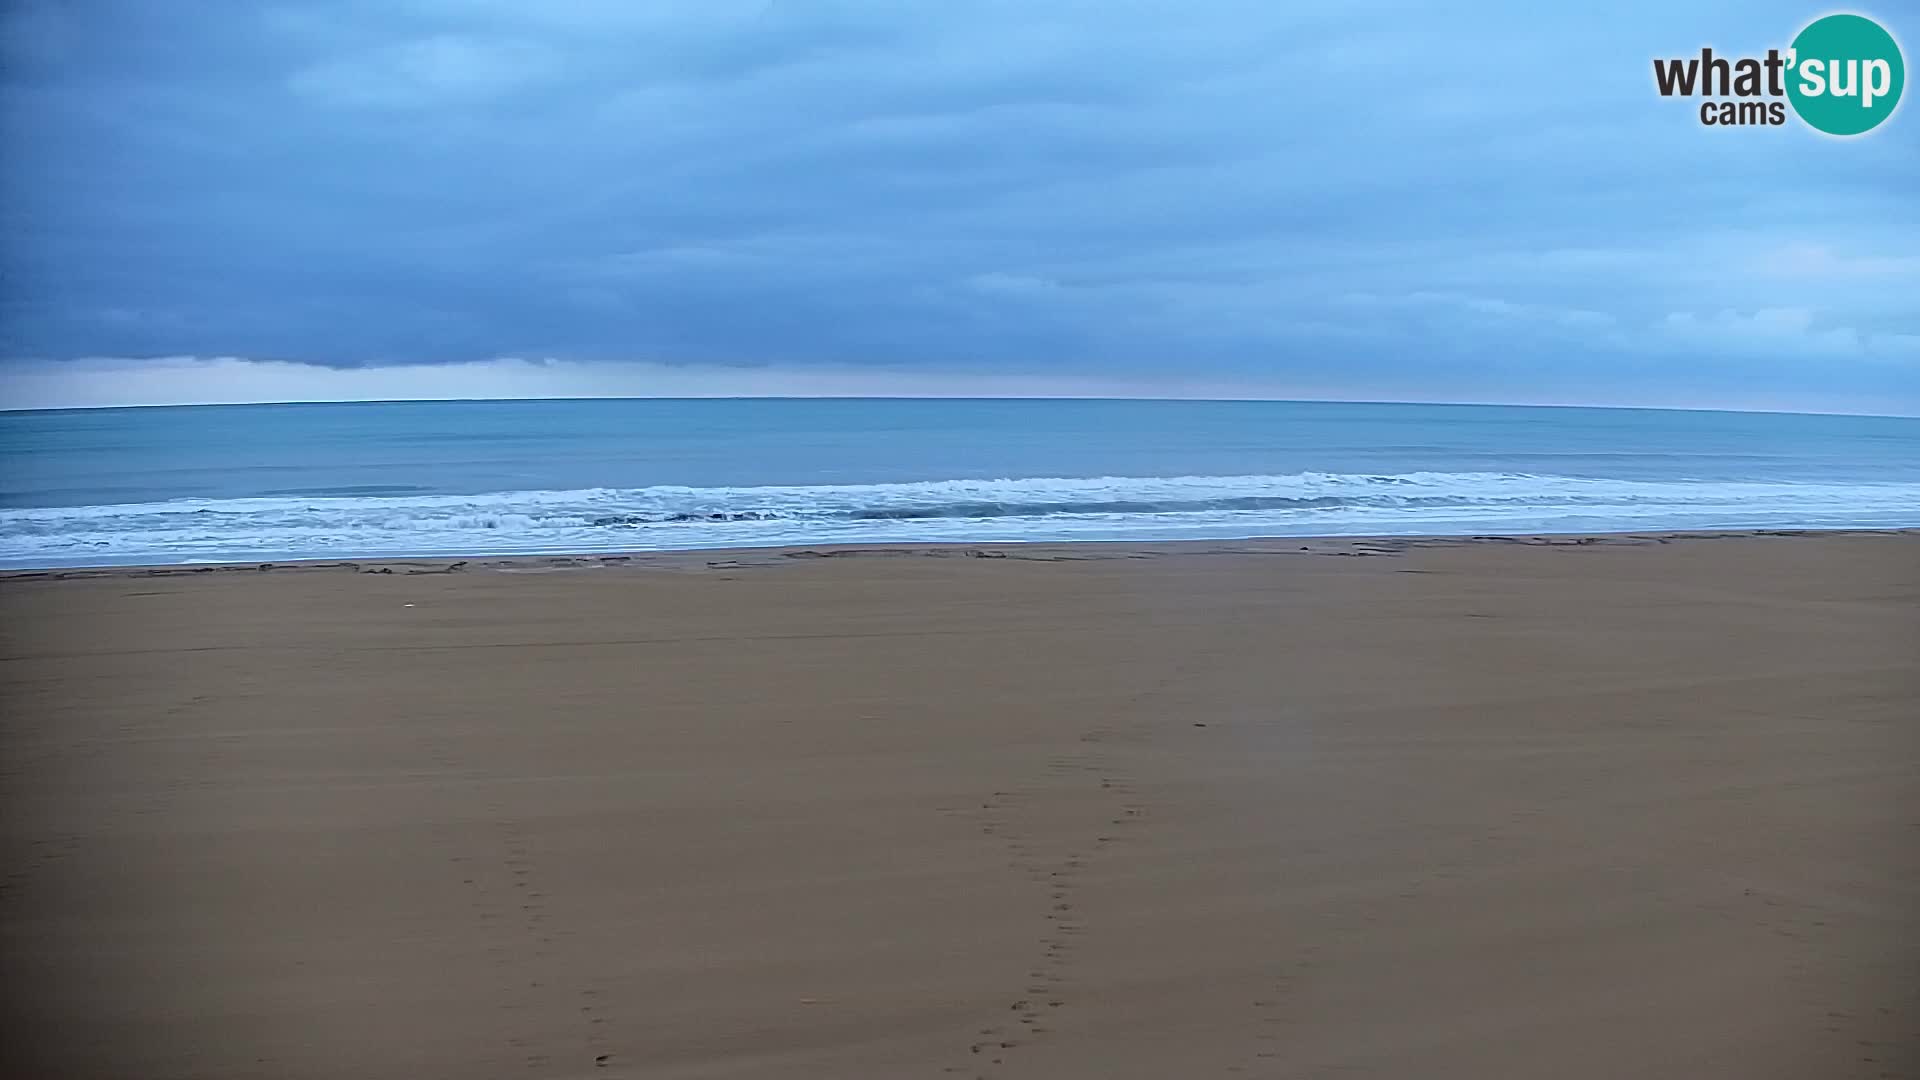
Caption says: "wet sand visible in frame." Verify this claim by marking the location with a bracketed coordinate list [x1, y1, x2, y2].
[2, 531, 1916, 1079]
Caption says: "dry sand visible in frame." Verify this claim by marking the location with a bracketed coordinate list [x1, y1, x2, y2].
[2, 531, 1916, 1079]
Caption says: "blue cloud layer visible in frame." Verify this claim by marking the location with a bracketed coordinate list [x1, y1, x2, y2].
[2, 0, 1916, 411]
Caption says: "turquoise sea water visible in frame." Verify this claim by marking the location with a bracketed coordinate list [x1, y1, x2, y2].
[1, 398, 1917, 568]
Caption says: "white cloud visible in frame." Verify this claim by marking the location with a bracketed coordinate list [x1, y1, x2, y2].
[0, 356, 1329, 411]
[1865, 334, 1920, 362]
[1656, 307, 1866, 357]
[289, 35, 556, 109]
[1361, 291, 1617, 330]
[400, 0, 762, 33]
[964, 272, 1063, 296]
[1751, 244, 1920, 281]
[4, 356, 1907, 416]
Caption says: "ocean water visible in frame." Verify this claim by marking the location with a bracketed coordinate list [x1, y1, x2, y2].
[1, 398, 1917, 569]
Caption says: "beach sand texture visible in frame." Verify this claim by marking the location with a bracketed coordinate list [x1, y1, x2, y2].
[2, 532, 1915, 1079]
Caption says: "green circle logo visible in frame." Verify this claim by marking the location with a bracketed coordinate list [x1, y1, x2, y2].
[1787, 14, 1905, 135]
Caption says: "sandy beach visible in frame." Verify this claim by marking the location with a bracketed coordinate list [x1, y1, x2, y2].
[2, 530, 1915, 1079]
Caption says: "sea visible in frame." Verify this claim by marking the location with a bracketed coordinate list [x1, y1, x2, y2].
[1, 398, 1917, 569]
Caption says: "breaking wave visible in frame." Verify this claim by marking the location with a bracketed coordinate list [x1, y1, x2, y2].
[3, 471, 1916, 568]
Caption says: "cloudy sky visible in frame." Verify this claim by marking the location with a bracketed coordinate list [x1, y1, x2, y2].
[2, 0, 1915, 413]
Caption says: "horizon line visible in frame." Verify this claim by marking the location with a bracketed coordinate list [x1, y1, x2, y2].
[3, 394, 1916, 422]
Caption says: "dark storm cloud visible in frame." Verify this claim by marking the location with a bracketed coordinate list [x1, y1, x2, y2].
[2, 0, 1916, 411]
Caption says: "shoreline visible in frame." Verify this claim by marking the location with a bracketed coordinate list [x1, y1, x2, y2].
[4, 524, 1917, 581]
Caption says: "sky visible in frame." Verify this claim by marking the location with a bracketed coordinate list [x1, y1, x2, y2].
[1, 0, 1916, 414]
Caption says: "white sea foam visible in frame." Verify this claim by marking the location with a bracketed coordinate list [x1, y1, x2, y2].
[2, 471, 1916, 568]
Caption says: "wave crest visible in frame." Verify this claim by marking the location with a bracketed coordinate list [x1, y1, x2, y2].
[3, 470, 1916, 567]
